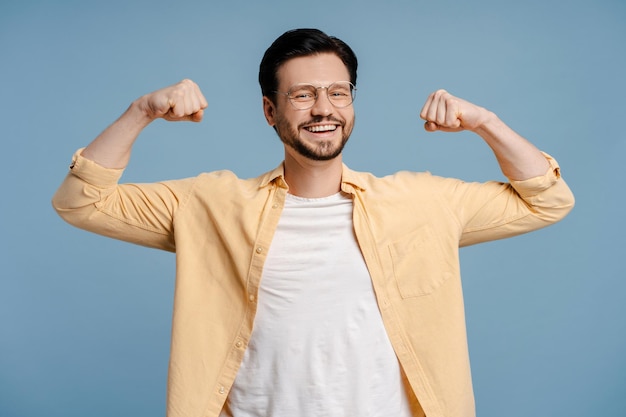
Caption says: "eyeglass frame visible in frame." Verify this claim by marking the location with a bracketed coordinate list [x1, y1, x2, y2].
[273, 81, 357, 110]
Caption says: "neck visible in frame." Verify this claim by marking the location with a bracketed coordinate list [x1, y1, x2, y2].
[283, 153, 343, 198]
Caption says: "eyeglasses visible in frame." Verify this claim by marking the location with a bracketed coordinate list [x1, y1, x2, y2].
[275, 81, 357, 110]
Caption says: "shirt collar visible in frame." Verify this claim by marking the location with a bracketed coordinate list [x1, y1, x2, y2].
[258, 162, 367, 194]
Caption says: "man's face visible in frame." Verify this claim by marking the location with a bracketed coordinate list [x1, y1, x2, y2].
[263, 53, 355, 161]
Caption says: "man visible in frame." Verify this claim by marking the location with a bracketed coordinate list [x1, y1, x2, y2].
[53, 28, 574, 417]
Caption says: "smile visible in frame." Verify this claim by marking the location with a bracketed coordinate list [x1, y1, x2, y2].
[305, 124, 338, 133]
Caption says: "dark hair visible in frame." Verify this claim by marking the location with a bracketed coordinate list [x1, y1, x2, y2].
[259, 28, 358, 102]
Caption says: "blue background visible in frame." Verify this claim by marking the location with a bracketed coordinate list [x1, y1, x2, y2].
[1, 0, 624, 416]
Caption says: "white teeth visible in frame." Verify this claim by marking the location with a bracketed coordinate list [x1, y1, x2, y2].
[306, 125, 337, 133]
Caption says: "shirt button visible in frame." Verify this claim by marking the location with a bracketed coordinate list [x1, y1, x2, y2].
[235, 341, 243, 348]
[256, 247, 263, 254]
[219, 386, 225, 394]
[249, 294, 255, 302]
[272, 203, 279, 209]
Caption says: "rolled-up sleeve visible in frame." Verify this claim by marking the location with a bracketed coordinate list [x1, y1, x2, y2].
[455, 153, 575, 246]
[52, 149, 192, 252]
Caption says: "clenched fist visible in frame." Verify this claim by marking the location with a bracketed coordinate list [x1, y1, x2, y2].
[420, 89, 491, 133]
[137, 79, 208, 122]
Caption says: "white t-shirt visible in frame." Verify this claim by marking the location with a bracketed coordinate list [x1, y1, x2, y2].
[222, 193, 412, 417]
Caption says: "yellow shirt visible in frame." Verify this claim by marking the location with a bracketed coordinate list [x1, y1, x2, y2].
[52, 150, 574, 417]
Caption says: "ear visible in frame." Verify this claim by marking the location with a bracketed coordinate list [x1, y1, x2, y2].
[263, 96, 276, 126]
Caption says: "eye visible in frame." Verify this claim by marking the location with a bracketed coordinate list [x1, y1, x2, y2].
[328, 83, 352, 98]
[292, 92, 314, 99]
[289, 86, 316, 101]
[329, 90, 350, 97]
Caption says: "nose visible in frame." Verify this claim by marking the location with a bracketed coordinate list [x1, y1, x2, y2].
[310, 87, 333, 117]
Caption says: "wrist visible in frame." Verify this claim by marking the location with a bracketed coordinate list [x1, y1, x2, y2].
[472, 110, 501, 135]
[128, 96, 158, 127]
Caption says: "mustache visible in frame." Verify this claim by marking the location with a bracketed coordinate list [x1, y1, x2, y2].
[298, 116, 344, 128]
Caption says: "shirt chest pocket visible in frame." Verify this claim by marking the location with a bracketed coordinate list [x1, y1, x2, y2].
[388, 224, 453, 298]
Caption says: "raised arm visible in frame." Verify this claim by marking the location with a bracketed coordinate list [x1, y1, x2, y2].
[52, 80, 208, 250]
[82, 79, 208, 168]
[419, 89, 550, 181]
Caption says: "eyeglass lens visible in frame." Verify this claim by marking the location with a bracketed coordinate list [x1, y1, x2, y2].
[288, 82, 355, 109]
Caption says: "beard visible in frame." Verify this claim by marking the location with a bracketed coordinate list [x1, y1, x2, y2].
[273, 113, 354, 161]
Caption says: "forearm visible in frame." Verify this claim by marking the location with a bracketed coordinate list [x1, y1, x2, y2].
[474, 112, 550, 181]
[420, 90, 552, 181]
[81, 100, 153, 169]
[79, 79, 207, 169]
